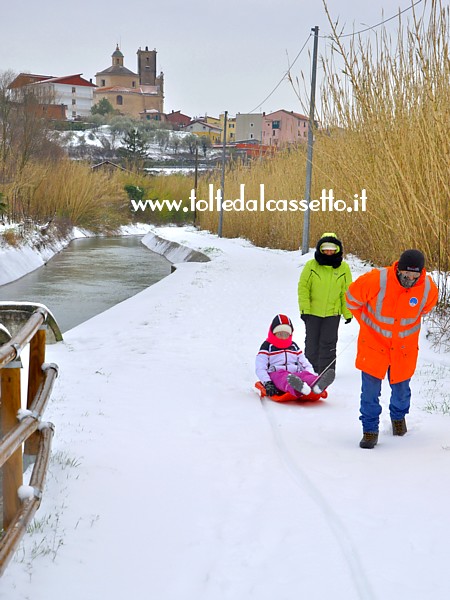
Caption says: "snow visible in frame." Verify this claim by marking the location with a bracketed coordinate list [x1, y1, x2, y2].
[1, 225, 450, 599]
[0, 223, 154, 286]
[61, 125, 221, 163]
[0, 239, 66, 286]
[17, 486, 37, 502]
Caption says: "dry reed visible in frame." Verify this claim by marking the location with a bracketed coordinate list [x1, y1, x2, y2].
[197, 0, 450, 269]
[2, 160, 127, 231]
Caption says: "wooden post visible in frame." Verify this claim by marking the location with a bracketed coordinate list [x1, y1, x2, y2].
[24, 327, 46, 457]
[1, 361, 23, 529]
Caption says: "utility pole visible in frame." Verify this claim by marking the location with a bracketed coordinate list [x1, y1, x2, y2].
[193, 143, 198, 226]
[301, 26, 319, 254]
[218, 110, 228, 237]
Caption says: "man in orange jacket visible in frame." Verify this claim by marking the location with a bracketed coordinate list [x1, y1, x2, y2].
[346, 249, 438, 449]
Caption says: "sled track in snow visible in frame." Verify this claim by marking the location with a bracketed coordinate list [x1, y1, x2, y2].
[260, 396, 376, 600]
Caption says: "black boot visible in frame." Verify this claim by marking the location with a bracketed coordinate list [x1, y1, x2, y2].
[391, 418, 407, 436]
[359, 432, 379, 449]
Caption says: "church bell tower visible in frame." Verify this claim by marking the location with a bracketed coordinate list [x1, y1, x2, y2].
[137, 46, 157, 85]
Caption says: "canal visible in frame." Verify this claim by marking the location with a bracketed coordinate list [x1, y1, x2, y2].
[0, 236, 171, 333]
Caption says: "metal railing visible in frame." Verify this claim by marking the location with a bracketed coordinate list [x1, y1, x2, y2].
[0, 303, 62, 576]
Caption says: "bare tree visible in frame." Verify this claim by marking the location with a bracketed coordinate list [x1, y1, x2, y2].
[10, 83, 57, 171]
[0, 70, 16, 177]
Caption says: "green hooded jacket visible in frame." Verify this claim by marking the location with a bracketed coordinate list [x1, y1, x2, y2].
[298, 259, 353, 319]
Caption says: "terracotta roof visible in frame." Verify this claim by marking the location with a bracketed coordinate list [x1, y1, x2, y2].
[8, 73, 54, 88]
[31, 74, 96, 87]
[264, 109, 309, 120]
[187, 120, 222, 132]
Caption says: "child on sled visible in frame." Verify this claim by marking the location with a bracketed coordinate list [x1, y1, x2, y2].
[255, 314, 335, 398]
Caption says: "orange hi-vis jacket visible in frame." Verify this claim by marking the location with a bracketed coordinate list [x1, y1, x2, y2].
[346, 261, 438, 384]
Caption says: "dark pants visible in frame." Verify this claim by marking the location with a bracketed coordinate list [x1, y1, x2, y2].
[303, 315, 340, 374]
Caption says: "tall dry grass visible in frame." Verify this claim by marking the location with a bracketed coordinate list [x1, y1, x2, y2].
[2, 160, 127, 231]
[197, 0, 450, 269]
[1, 160, 196, 232]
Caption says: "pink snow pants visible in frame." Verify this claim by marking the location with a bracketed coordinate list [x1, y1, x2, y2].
[269, 370, 318, 398]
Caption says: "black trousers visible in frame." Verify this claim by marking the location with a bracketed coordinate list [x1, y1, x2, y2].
[303, 315, 340, 374]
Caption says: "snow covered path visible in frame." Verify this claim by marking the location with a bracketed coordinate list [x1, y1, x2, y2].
[1, 226, 450, 600]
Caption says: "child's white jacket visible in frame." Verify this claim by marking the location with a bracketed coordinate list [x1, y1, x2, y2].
[255, 341, 314, 383]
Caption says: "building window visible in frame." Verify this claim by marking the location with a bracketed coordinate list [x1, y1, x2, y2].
[72, 99, 76, 105]
[132, 81, 136, 88]
[272, 120, 280, 129]
[72, 87, 76, 93]
[101, 79, 106, 87]
[72, 111, 76, 117]
[250, 123, 254, 127]
[116, 95, 123, 105]
[250, 133, 254, 139]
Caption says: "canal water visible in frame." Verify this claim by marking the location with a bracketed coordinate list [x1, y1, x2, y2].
[0, 236, 172, 333]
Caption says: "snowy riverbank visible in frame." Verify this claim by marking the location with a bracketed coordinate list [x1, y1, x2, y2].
[1, 226, 450, 600]
[0, 223, 156, 286]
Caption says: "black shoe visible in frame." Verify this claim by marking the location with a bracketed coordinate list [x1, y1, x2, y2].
[313, 369, 335, 393]
[359, 432, 379, 449]
[287, 374, 305, 393]
[391, 418, 407, 436]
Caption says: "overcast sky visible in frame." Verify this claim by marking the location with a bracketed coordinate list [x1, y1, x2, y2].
[1, 0, 432, 118]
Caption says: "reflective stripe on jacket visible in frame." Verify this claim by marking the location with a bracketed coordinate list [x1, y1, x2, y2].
[346, 261, 438, 383]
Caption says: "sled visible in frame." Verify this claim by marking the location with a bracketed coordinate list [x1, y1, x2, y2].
[255, 381, 327, 403]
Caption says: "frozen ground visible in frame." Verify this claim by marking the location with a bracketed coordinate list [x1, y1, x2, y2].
[1, 225, 450, 600]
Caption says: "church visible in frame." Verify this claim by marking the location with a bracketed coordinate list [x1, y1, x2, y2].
[94, 45, 164, 119]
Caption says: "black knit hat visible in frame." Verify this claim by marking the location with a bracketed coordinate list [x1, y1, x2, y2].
[398, 249, 425, 273]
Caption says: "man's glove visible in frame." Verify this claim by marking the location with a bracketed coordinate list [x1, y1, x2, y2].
[301, 314, 309, 322]
[264, 381, 279, 397]
[345, 318, 352, 324]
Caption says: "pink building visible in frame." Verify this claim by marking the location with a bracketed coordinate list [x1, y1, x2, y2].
[261, 109, 309, 147]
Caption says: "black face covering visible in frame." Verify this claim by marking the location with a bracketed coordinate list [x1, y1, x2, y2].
[397, 270, 420, 288]
[314, 250, 343, 268]
[314, 235, 343, 269]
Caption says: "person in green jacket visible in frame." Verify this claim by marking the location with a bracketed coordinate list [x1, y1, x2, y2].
[298, 232, 352, 375]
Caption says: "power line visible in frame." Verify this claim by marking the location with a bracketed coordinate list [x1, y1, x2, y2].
[321, 0, 423, 39]
[246, 1, 423, 115]
[248, 33, 312, 114]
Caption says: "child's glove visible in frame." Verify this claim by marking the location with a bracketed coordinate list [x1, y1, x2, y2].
[345, 318, 352, 324]
[264, 381, 279, 396]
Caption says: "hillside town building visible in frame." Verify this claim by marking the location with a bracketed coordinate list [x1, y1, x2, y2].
[183, 119, 222, 144]
[235, 113, 263, 142]
[94, 45, 164, 119]
[261, 110, 309, 146]
[166, 110, 191, 127]
[8, 73, 95, 120]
